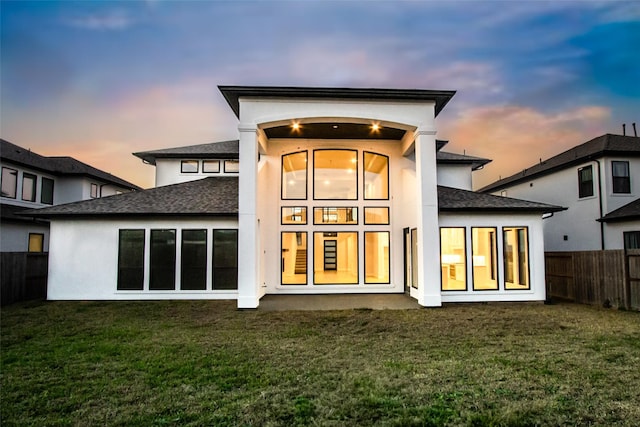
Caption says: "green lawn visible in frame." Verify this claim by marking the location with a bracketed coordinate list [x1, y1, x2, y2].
[1, 300, 639, 426]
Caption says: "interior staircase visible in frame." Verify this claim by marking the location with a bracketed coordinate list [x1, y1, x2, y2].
[295, 249, 307, 274]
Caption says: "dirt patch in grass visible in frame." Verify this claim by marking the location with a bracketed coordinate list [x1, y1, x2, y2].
[2, 301, 639, 426]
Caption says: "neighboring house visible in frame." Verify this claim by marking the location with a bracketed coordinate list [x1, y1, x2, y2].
[0, 139, 141, 252]
[26, 85, 562, 308]
[480, 134, 640, 252]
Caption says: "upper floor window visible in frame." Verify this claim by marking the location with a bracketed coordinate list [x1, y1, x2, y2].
[41, 177, 54, 205]
[314, 149, 357, 200]
[90, 183, 99, 198]
[578, 165, 594, 198]
[181, 160, 199, 173]
[282, 152, 307, 199]
[1, 167, 17, 198]
[612, 161, 630, 194]
[202, 160, 220, 173]
[22, 173, 37, 202]
[363, 152, 389, 199]
[224, 160, 239, 173]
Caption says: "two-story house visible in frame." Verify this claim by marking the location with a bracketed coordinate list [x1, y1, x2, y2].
[480, 134, 640, 252]
[1, 139, 141, 252]
[26, 86, 562, 308]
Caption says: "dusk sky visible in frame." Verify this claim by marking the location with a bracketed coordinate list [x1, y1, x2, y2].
[2, 1, 639, 189]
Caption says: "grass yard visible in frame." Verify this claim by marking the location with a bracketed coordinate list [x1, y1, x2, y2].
[1, 300, 639, 426]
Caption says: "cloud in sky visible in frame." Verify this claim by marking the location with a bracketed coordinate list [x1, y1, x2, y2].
[1, 1, 638, 189]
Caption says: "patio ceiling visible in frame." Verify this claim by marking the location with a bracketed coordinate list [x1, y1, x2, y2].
[263, 122, 406, 140]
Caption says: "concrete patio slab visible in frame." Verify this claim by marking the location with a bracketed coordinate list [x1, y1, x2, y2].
[258, 293, 421, 311]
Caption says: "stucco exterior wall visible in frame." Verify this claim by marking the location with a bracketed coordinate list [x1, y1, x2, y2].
[47, 217, 238, 300]
[603, 222, 640, 250]
[155, 159, 239, 187]
[437, 164, 473, 190]
[0, 222, 49, 252]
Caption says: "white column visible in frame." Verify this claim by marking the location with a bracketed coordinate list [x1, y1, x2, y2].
[415, 129, 442, 307]
[237, 124, 260, 308]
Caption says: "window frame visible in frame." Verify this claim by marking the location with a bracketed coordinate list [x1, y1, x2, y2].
[312, 207, 358, 225]
[312, 231, 359, 285]
[90, 183, 99, 198]
[212, 229, 239, 290]
[21, 172, 37, 202]
[149, 229, 177, 291]
[578, 165, 594, 198]
[202, 160, 220, 173]
[503, 226, 531, 290]
[41, 177, 54, 205]
[363, 207, 390, 225]
[439, 227, 468, 292]
[364, 231, 391, 284]
[281, 151, 308, 200]
[1, 167, 18, 199]
[117, 229, 145, 291]
[224, 160, 240, 173]
[28, 233, 44, 253]
[363, 151, 390, 200]
[281, 206, 307, 225]
[612, 160, 631, 194]
[471, 227, 499, 291]
[180, 229, 208, 291]
[181, 160, 199, 174]
[281, 231, 308, 285]
[313, 149, 358, 201]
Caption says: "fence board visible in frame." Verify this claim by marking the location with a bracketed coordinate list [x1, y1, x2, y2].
[545, 250, 638, 311]
[1, 252, 48, 306]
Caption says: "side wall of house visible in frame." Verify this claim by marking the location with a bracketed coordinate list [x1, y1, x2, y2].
[437, 164, 473, 190]
[47, 217, 238, 300]
[604, 221, 640, 250]
[0, 222, 49, 252]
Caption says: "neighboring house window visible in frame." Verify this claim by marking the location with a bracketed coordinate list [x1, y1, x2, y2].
[624, 231, 640, 250]
[181, 229, 207, 291]
[364, 231, 390, 284]
[224, 160, 240, 173]
[282, 151, 307, 199]
[612, 161, 630, 194]
[150, 229, 176, 290]
[363, 151, 389, 199]
[212, 230, 238, 290]
[181, 160, 199, 173]
[503, 227, 530, 290]
[440, 227, 467, 291]
[472, 228, 498, 291]
[578, 165, 594, 198]
[28, 233, 44, 252]
[1, 167, 18, 198]
[41, 177, 54, 205]
[90, 183, 99, 198]
[117, 230, 145, 290]
[202, 160, 220, 173]
[21, 173, 37, 202]
[281, 232, 307, 285]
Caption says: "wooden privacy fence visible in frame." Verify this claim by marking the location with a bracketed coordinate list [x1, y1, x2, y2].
[1, 252, 48, 306]
[545, 250, 640, 310]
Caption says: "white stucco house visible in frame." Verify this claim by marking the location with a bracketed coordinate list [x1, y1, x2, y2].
[1, 139, 140, 252]
[26, 86, 563, 308]
[481, 134, 640, 251]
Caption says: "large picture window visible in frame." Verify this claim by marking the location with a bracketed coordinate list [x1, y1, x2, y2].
[181, 229, 207, 290]
[313, 232, 358, 284]
[365, 231, 390, 284]
[440, 228, 467, 291]
[314, 150, 357, 200]
[612, 161, 630, 194]
[150, 229, 176, 290]
[213, 230, 238, 290]
[117, 230, 145, 290]
[281, 232, 307, 285]
[282, 151, 307, 199]
[364, 152, 389, 199]
[472, 228, 498, 290]
[578, 165, 594, 198]
[41, 177, 54, 205]
[503, 227, 530, 290]
[1, 167, 17, 198]
[21, 173, 37, 202]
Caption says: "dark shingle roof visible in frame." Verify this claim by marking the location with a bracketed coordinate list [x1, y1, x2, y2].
[1, 203, 49, 224]
[598, 198, 640, 223]
[480, 134, 640, 193]
[438, 186, 565, 213]
[1, 139, 141, 190]
[436, 151, 491, 170]
[218, 85, 455, 118]
[133, 140, 239, 165]
[22, 177, 238, 218]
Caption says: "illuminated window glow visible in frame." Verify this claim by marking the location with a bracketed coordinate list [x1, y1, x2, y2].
[440, 228, 467, 291]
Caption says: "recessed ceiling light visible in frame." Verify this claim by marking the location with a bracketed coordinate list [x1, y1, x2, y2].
[292, 122, 300, 130]
[333, 125, 339, 129]
[371, 123, 380, 131]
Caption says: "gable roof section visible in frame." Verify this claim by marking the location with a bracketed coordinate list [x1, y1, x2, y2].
[436, 151, 491, 170]
[218, 86, 456, 118]
[133, 140, 240, 165]
[22, 177, 238, 218]
[598, 198, 640, 223]
[438, 186, 565, 213]
[480, 134, 640, 193]
[1, 139, 141, 190]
